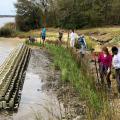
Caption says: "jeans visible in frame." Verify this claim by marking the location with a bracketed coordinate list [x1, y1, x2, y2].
[99, 63, 111, 88]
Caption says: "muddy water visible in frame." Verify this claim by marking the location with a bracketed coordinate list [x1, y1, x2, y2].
[0, 42, 64, 120]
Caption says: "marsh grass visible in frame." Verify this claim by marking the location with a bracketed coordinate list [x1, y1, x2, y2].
[26, 40, 114, 119]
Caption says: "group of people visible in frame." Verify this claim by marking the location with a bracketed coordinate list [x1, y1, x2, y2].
[30, 27, 120, 93]
[40, 27, 87, 57]
[70, 29, 87, 57]
[98, 46, 120, 93]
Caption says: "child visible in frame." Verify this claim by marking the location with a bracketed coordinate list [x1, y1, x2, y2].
[41, 26, 46, 47]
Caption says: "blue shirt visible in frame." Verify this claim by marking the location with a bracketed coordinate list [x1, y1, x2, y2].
[41, 28, 46, 37]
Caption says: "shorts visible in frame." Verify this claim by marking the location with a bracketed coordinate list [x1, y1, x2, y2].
[42, 36, 46, 41]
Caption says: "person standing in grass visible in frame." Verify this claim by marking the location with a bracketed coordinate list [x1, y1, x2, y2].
[70, 29, 76, 48]
[59, 29, 63, 42]
[78, 34, 87, 57]
[98, 47, 112, 89]
[111, 46, 120, 93]
[41, 26, 46, 47]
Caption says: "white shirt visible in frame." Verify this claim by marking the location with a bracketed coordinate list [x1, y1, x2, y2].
[112, 52, 120, 69]
[70, 32, 76, 41]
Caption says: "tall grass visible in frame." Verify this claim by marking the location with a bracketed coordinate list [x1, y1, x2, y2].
[26, 41, 112, 119]
[45, 44, 112, 119]
[85, 36, 97, 50]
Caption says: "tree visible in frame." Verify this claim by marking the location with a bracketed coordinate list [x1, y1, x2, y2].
[15, 0, 43, 31]
[15, 0, 120, 30]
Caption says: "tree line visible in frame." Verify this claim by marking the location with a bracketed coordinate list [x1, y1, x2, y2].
[15, 0, 120, 31]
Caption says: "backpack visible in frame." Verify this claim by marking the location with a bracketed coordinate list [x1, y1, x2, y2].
[78, 37, 85, 46]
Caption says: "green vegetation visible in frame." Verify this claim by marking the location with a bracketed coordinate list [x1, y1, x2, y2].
[0, 27, 14, 37]
[85, 36, 96, 50]
[15, 0, 120, 31]
[110, 36, 120, 45]
[0, 22, 17, 37]
[15, 0, 43, 31]
[46, 44, 102, 118]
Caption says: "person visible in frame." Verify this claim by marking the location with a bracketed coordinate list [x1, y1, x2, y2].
[41, 26, 46, 47]
[70, 29, 76, 48]
[98, 47, 112, 89]
[59, 30, 63, 42]
[78, 34, 87, 57]
[111, 46, 120, 93]
[28, 36, 36, 43]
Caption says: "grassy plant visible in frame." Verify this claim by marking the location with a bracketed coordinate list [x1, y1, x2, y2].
[110, 36, 120, 45]
[85, 36, 97, 50]
[45, 44, 108, 119]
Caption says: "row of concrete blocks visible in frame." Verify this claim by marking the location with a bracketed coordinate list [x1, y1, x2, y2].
[0, 44, 31, 110]
[0, 44, 24, 86]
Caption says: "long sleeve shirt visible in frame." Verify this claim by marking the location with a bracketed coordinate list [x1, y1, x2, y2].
[112, 53, 120, 69]
[98, 52, 112, 68]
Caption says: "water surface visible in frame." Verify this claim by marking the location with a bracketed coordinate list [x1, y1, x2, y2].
[0, 17, 15, 28]
[0, 39, 64, 120]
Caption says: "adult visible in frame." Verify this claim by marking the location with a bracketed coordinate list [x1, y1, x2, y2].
[70, 29, 76, 48]
[98, 47, 112, 89]
[78, 34, 87, 57]
[41, 26, 46, 47]
[111, 46, 120, 93]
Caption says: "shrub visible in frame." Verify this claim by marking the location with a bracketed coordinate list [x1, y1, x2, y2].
[4, 22, 16, 30]
[0, 27, 14, 37]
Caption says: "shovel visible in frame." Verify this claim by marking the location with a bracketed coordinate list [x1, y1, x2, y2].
[93, 52, 101, 85]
